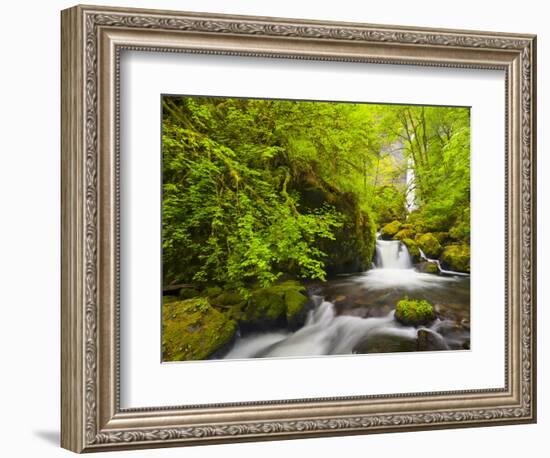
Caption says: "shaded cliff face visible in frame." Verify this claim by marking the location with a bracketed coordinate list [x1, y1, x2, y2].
[297, 174, 376, 276]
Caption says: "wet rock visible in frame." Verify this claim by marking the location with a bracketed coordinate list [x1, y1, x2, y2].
[241, 280, 311, 332]
[417, 329, 448, 351]
[417, 261, 439, 274]
[354, 333, 417, 354]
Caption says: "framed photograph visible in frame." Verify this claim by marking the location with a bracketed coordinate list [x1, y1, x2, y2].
[61, 4, 537, 453]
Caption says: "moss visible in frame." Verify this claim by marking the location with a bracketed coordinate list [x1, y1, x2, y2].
[381, 220, 402, 239]
[243, 280, 309, 328]
[441, 244, 470, 273]
[394, 228, 416, 241]
[162, 297, 237, 361]
[416, 262, 439, 274]
[212, 291, 245, 306]
[401, 238, 420, 260]
[163, 295, 178, 304]
[426, 263, 439, 274]
[204, 286, 223, 298]
[300, 177, 376, 275]
[178, 287, 200, 300]
[394, 298, 436, 326]
[416, 233, 442, 258]
[284, 289, 309, 323]
[246, 288, 286, 322]
[432, 231, 450, 244]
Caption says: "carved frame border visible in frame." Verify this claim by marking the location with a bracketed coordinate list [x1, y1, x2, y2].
[61, 4, 536, 453]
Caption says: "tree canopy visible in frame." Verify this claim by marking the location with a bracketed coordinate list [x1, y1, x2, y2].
[162, 96, 470, 292]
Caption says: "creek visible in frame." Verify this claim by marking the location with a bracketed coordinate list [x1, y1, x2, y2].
[223, 238, 470, 360]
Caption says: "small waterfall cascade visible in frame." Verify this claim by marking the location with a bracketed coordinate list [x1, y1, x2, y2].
[375, 238, 412, 269]
[418, 248, 470, 277]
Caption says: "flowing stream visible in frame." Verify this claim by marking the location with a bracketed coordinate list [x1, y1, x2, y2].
[223, 238, 470, 360]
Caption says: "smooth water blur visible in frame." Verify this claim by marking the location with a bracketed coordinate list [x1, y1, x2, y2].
[222, 238, 470, 360]
[351, 268, 459, 290]
[224, 301, 418, 359]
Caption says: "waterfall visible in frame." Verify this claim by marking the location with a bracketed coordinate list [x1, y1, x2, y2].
[375, 239, 412, 269]
[405, 157, 418, 213]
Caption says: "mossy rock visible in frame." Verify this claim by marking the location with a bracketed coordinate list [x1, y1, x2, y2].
[243, 280, 310, 330]
[394, 298, 436, 327]
[394, 228, 416, 241]
[401, 238, 420, 260]
[212, 291, 245, 306]
[381, 220, 402, 239]
[162, 297, 237, 361]
[432, 232, 450, 244]
[427, 263, 439, 274]
[416, 233, 442, 258]
[417, 262, 439, 274]
[204, 286, 223, 298]
[441, 244, 470, 273]
[284, 289, 309, 326]
[178, 287, 200, 300]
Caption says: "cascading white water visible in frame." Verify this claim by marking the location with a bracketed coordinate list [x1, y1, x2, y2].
[375, 239, 412, 269]
[223, 300, 418, 360]
[221, 238, 467, 361]
[405, 157, 418, 213]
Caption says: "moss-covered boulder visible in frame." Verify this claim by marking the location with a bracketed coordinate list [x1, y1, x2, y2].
[381, 220, 402, 239]
[213, 291, 245, 306]
[401, 238, 420, 260]
[417, 261, 439, 274]
[178, 287, 200, 300]
[416, 233, 442, 258]
[441, 244, 470, 273]
[394, 298, 436, 327]
[394, 228, 416, 241]
[243, 280, 310, 331]
[162, 297, 237, 361]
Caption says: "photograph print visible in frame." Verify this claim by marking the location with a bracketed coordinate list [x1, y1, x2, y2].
[161, 95, 471, 362]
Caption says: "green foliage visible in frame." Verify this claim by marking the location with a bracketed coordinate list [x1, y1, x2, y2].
[395, 297, 436, 326]
[162, 96, 470, 290]
[397, 107, 470, 243]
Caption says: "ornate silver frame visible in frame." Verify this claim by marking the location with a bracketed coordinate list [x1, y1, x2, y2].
[61, 4, 537, 453]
